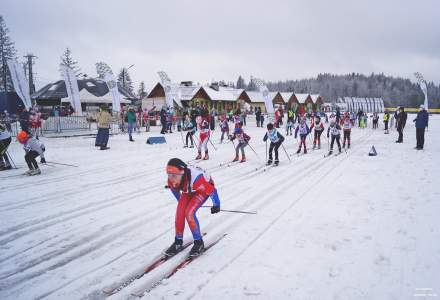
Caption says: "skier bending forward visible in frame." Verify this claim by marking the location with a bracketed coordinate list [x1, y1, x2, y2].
[165, 158, 221, 257]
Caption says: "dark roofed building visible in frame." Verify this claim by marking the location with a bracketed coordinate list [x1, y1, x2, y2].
[32, 78, 136, 113]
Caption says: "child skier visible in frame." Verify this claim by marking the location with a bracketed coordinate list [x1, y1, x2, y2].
[294, 117, 310, 154]
[286, 119, 294, 136]
[219, 115, 229, 143]
[230, 127, 250, 162]
[0, 123, 12, 170]
[196, 119, 210, 160]
[183, 115, 195, 148]
[310, 115, 324, 149]
[16, 130, 46, 175]
[341, 115, 354, 149]
[263, 123, 285, 166]
[327, 119, 342, 155]
[165, 158, 221, 257]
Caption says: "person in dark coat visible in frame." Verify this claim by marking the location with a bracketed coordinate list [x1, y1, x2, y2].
[413, 105, 429, 150]
[395, 107, 407, 143]
[160, 106, 167, 134]
[17, 106, 31, 134]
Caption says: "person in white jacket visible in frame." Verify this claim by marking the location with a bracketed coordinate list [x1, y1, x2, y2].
[17, 130, 46, 175]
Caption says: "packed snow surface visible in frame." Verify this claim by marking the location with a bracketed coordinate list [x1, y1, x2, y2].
[1, 115, 439, 299]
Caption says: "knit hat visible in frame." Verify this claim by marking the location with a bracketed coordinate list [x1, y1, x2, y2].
[17, 130, 29, 144]
[420, 104, 425, 110]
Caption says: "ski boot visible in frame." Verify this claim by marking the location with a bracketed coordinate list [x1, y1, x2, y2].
[274, 160, 279, 166]
[30, 168, 41, 176]
[189, 144, 194, 148]
[164, 238, 183, 257]
[203, 153, 209, 160]
[318, 144, 321, 149]
[240, 156, 246, 163]
[195, 152, 202, 160]
[232, 156, 239, 162]
[24, 169, 33, 175]
[328, 150, 333, 156]
[267, 159, 273, 166]
[348, 144, 350, 149]
[296, 148, 301, 154]
[304, 149, 307, 154]
[184, 144, 188, 148]
[189, 239, 205, 257]
[312, 144, 316, 150]
[339, 147, 342, 153]
[342, 143, 345, 148]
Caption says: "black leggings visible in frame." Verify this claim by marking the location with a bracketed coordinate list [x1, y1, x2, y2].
[343, 131, 351, 146]
[186, 132, 194, 146]
[313, 130, 323, 145]
[25, 150, 39, 170]
[330, 135, 341, 150]
[269, 141, 282, 160]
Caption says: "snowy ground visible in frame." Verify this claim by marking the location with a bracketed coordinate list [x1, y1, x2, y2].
[1, 115, 439, 300]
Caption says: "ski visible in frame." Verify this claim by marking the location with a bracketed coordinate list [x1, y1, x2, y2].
[102, 234, 206, 296]
[131, 233, 227, 297]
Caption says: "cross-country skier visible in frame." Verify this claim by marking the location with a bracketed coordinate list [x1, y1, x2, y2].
[165, 158, 221, 257]
[230, 127, 250, 162]
[219, 115, 229, 143]
[294, 117, 310, 154]
[196, 119, 210, 160]
[17, 130, 46, 175]
[263, 123, 285, 166]
[340, 115, 354, 149]
[311, 115, 324, 149]
[383, 110, 390, 134]
[286, 118, 294, 136]
[327, 119, 342, 155]
[183, 115, 195, 148]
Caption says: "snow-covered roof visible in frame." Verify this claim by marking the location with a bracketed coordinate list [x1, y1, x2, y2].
[280, 92, 293, 102]
[175, 85, 201, 101]
[295, 94, 310, 104]
[245, 91, 282, 103]
[245, 91, 265, 103]
[33, 78, 135, 100]
[310, 94, 321, 103]
[61, 88, 131, 104]
[201, 86, 236, 101]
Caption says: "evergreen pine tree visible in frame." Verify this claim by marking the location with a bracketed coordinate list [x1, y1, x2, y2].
[60, 48, 81, 77]
[117, 68, 134, 94]
[137, 81, 147, 99]
[236, 75, 246, 89]
[0, 15, 17, 92]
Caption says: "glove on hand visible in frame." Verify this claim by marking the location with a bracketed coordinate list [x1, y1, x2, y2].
[211, 206, 220, 214]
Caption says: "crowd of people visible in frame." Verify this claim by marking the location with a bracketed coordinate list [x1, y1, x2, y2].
[0, 101, 432, 175]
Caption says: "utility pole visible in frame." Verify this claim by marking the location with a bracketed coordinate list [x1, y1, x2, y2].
[24, 53, 37, 94]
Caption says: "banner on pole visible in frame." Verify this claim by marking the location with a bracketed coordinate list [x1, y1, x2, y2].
[6, 59, 32, 109]
[60, 65, 82, 115]
[104, 72, 121, 113]
[253, 78, 274, 114]
[158, 71, 183, 108]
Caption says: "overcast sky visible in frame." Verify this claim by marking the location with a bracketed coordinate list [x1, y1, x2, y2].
[3, 0, 439, 91]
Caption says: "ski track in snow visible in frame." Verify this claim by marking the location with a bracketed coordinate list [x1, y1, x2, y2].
[1, 118, 439, 300]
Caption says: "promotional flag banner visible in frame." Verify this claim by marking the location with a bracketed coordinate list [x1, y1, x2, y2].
[60, 64, 82, 115]
[6, 59, 32, 109]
